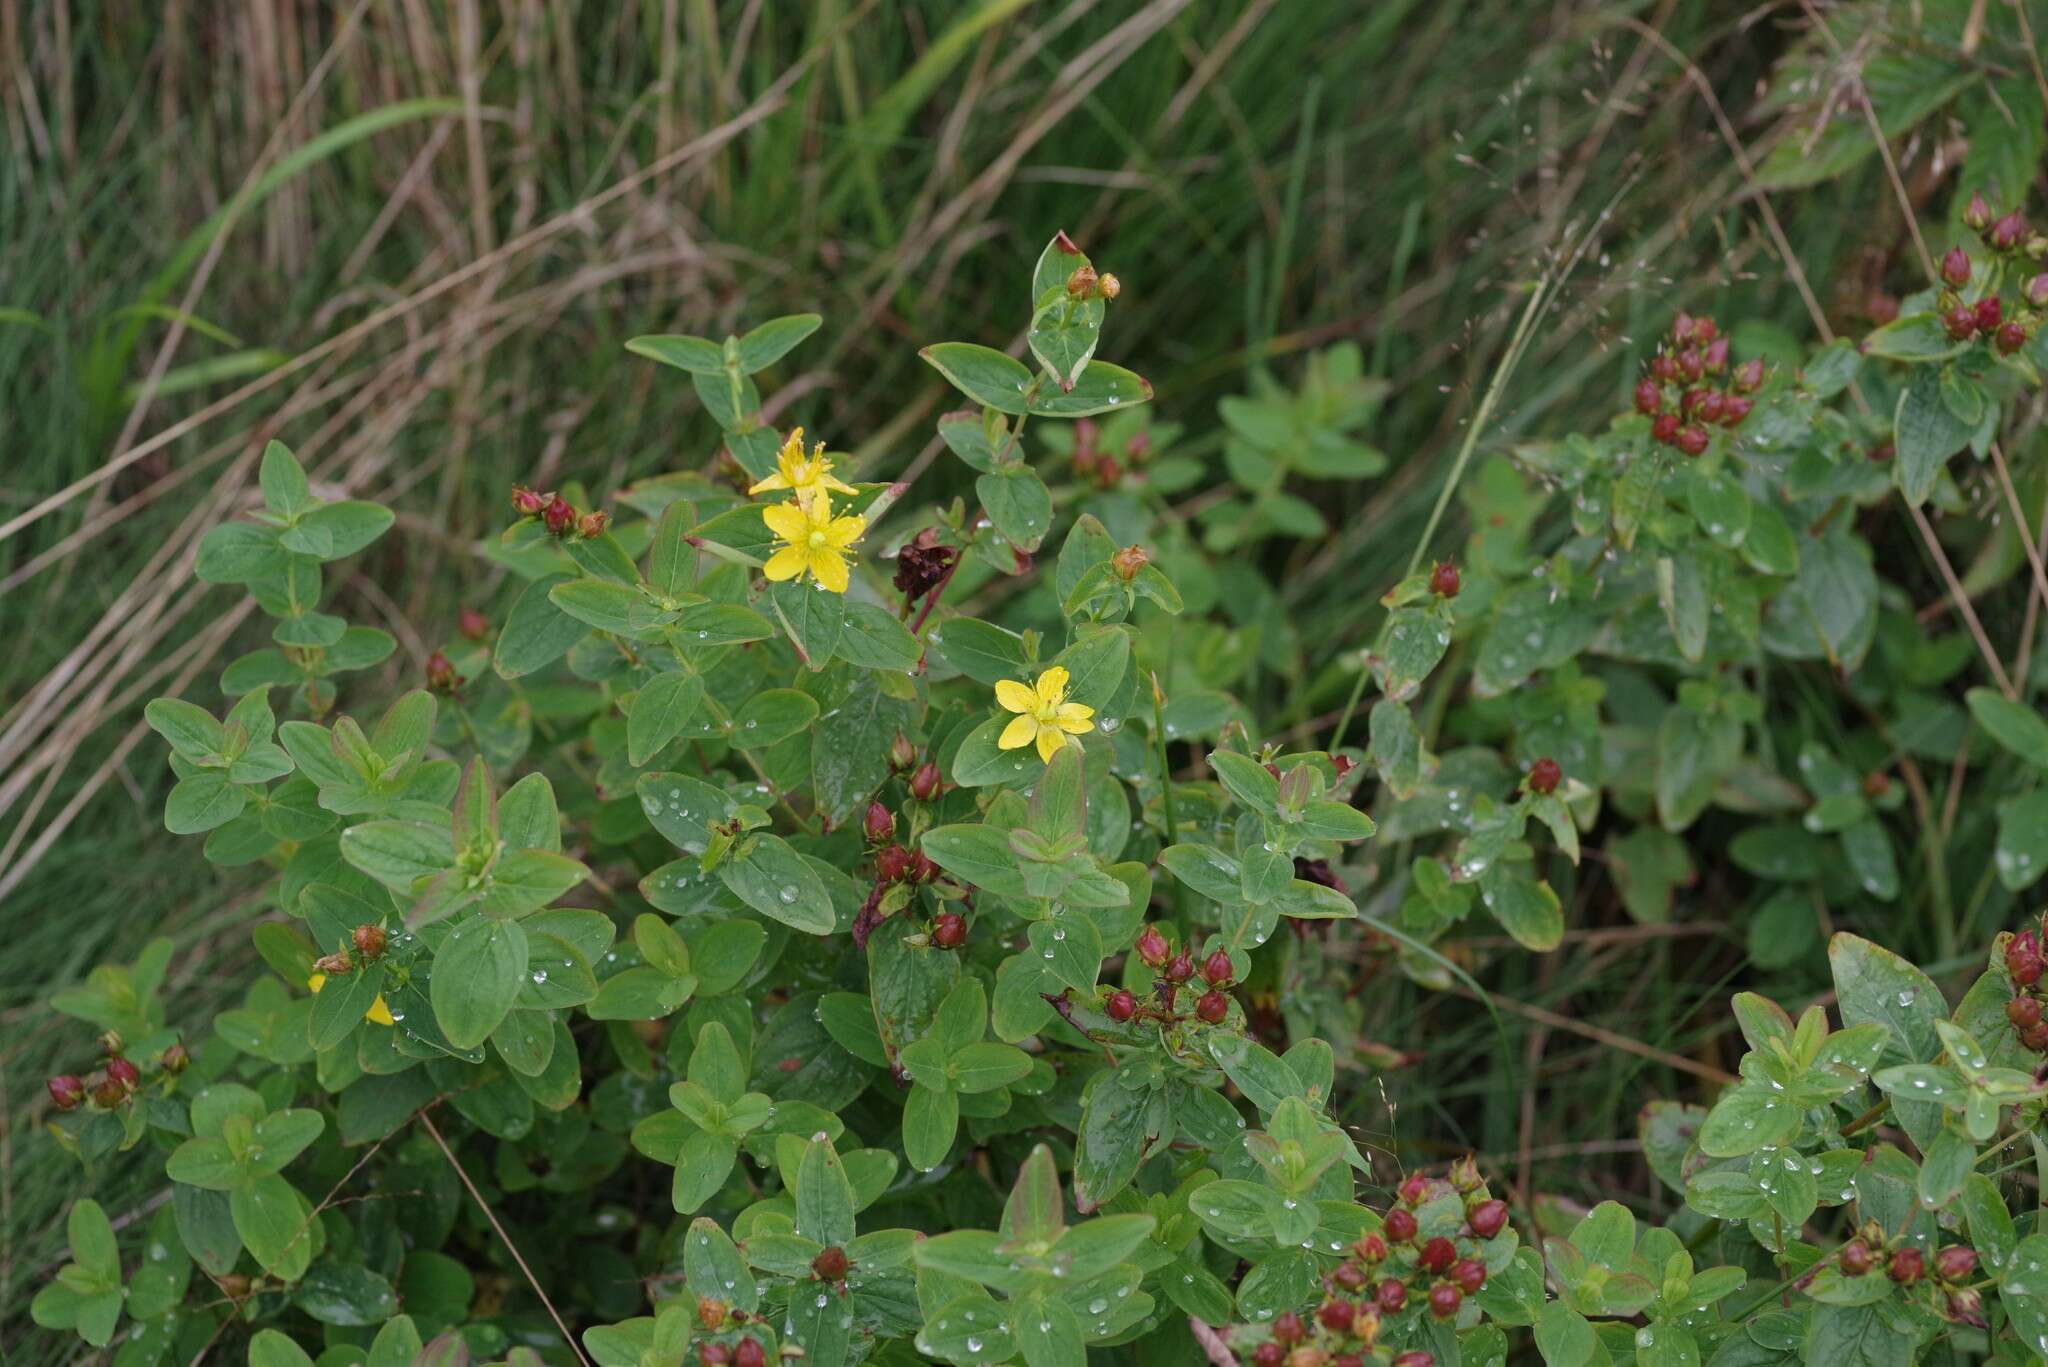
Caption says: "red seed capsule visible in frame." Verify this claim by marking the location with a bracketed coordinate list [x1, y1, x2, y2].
[511, 484, 547, 516]
[733, 1341, 765, 1367]
[1427, 1283, 1462, 1319]
[1196, 990, 1230, 1023]
[1840, 1239, 1874, 1276]
[1998, 321, 2028, 355]
[1935, 1245, 1977, 1282]
[92, 1076, 128, 1108]
[2008, 930, 2043, 986]
[876, 845, 912, 883]
[458, 607, 489, 640]
[1702, 336, 1729, 373]
[1418, 1237, 1456, 1274]
[1672, 312, 1696, 344]
[1352, 1232, 1389, 1264]
[1941, 246, 1972, 287]
[1677, 348, 1703, 382]
[2007, 996, 2041, 1029]
[1134, 925, 1171, 967]
[697, 1345, 731, 1366]
[160, 1042, 190, 1074]
[1650, 353, 1679, 382]
[1272, 1310, 1306, 1345]
[909, 761, 942, 802]
[1965, 192, 1994, 231]
[1633, 378, 1662, 414]
[1430, 561, 1461, 597]
[1331, 1261, 1369, 1292]
[1317, 1300, 1355, 1333]
[1976, 296, 2004, 331]
[1991, 211, 2027, 252]
[1165, 951, 1195, 984]
[542, 495, 577, 537]
[1106, 990, 1138, 1022]
[1466, 1199, 1508, 1239]
[353, 924, 387, 959]
[1733, 358, 1764, 393]
[1383, 1208, 1418, 1243]
[909, 851, 938, 883]
[1375, 1279, 1407, 1313]
[812, 1246, 850, 1281]
[106, 1057, 140, 1091]
[1889, 1247, 1925, 1285]
[1527, 758, 1562, 795]
[1720, 395, 1753, 426]
[1202, 950, 1234, 986]
[1451, 1259, 1487, 1294]
[1675, 425, 1710, 457]
[1253, 1346, 1285, 1367]
[1651, 412, 1681, 446]
[1391, 1355, 1434, 1367]
[1945, 304, 1981, 341]
[931, 913, 966, 949]
[1695, 391, 1726, 425]
[2024, 1021, 2048, 1052]
[863, 802, 896, 844]
[47, 1075, 85, 1110]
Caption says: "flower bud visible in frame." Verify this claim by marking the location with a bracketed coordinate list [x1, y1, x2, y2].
[577, 510, 610, 540]
[160, 1041, 190, 1074]
[91, 1075, 128, 1108]
[1317, 1300, 1355, 1333]
[1450, 1259, 1487, 1294]
[353, 924, 387, 959]
[1692, 316, 1717, 345]
[1352, 1233, 1389, 1264]
[1430, 561, 1460, 597]
[697, 1296, 729, 1331]
[1633, 378, 1662, 414]
[1733, 358, 1764, 393]
[2029, 275, 2048, 308]
[2008, 996, 2042, 1029]
[1839, 1239, 1874, 1276]
[1418, 1237, 1456, 1273]
[1134, 925, 1171, 968]
[107, 1056, 141, 1092]
[909, 761, 942, 802]
[1945, 1287, 1987, 1327]
[47, 1075, 85, 1110]
[2008, 930, 2043, 986]
[1695, 391, 1726, 425]
[1998, 320, 2028, 355]
[1527, 757, 1562, 795]
[888, 732, 919, 772]
[314, 950, 354, 976]
[876, 845, 913, 882]
[458, 607, 489, 641]
[1889, 1246, 1925, 1285]
[1965, 191, 1994, 231]
[1721, 395, 1753, 426]
[1427, 1283, 1462, 1319]
[1944, 305, 1980, 341]
[1976, 296, 2004, 331]
[1096, 273, 1121, 300]
[2024, 1020, 2048, 1053]
[1383, 1207, 1419, 1242]
[733, 1340, 765, 1367]
[1678, 348, 1704, 382]
[1941, 246, 1972, 287]
[1650, 353, 1678, 382]
[932, 913, 966, 949]
[1331, 1261, 1369, 1291]
[1272, 1310, 1306, 1345]
[1376, 1279, 1407, 1312]
[1651, 412, 1681, 446]
[511, 485, 547, 517]
[1201, 950, 1234, 986]
[863, 802, 896, 844]
[1672, 312, 1696, 344]
[1111, 544, 1149, 581]
[1703, 336, 1730, 373]
[812, 1246, 850, 1281]
[1106, 990, 1138, 1022]
[696, 1347, 729, 1367]
[1391, 1355, 1434, 1367]
[1991, 211, 2027, 251]
[1675, 425, 1709, 457]
[98, 1031, 123, 1057]
[1165, 950, 1196, 984]
[1066, 265, 1099, 298]
[1935, 1245, 1977, 1282]
[542, 495, 577, 537]
[1447, 1154, 1482, 1193]
[910, 850, 939, 884]
[1253, 1346, 1285, 1367]
[1195, 990, 1230, 1023]
[425, 650, 462, 694]
[1466, 1199, 1509, 1238]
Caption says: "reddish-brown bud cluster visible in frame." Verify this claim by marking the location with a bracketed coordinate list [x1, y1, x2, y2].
[47, 1074, 85, 1110]
[510, 483, 610, 540]
[1105, 989, 1139, 1022]
[931, 912, 966, 949]
[863, 802, 896, 844]
[1941, 246, 1972, 288]
[1111, 544, 1149, 582]
[353, 924, 387, 959]
[1429, 561, 1460, 598]
[1195, 991, 1230, 1023]
[160, 1041, 190, 1074]
[811, 1245, 851, 1282]
[1635, 312, 1759, 454]
[2008, 924, 2048, 1053]
[875, 845, 914, 883]
[909, 761, 943, 802]
[733, 1340, 765, 1367]
[458, 607, 490, 641]
[1525, 757, 1562, 795]
[1934, 1245, 1977, 1282]
[1134, 924, 1171, 968]
[424, 650, 463, 695]
[893, 528, 959, 601]
[1888, 1246, 1925, 1285]
[1839, 1239, 1875, 1277]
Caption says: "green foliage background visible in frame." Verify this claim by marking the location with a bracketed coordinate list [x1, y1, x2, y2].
[4, 0, 2040, 1359]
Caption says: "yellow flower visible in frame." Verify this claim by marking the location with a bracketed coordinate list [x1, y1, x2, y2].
[761, 490, 865, 594]
[994, 665, 1096, 762]
[748, 427, 856, 499]
[308, 973, 396, 1026]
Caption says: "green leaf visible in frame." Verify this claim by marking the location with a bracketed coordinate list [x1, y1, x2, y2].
[248, 1329, 317, 1367]
[431, 918, 529, 1049]
[166, 772, 248, 834]
[768, 578, 846, 670]
[628, 673, 705, 766]
[919, 342, 1034, 415]
[1894, 365, 1975, 506]
[260, 441, 314, 518]
[978, 466, 1054, 552]
[903, 1084, 959, 1171]
[626, 333, 726, 375]
[931, 617, 1030, 685]
[1024, 361, 1151, 419]
[1968, 688, 2048, 771]
[718, 834, 835, 934]
[1996, 790, 2048, 890]
[834, 602, 921, 671]
[730, 688, 819, 749]
[735, 314, 821, 373]
[1478, 864, 1564, 951]
[494, 573, 587, 678]
[233, 1171, 313, 1279]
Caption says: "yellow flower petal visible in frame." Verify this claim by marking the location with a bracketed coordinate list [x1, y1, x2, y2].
[761, 500, 810, 542]
[995, 680, 1037, 713]
[1035, 726, 1065, 762]
[808, 548, 851, 594]
[747, 471, 791, 494]
[762, 545, 809, 581]
[825, 514, 867, 548]
[1036, 666, 1070, 705]
[365, 995, 395, 1026]
[1054, 704, 1095, 735]
[998, 714, 1040, 750]
[307, 973, 328, 993]
[819, 472, 859, 495]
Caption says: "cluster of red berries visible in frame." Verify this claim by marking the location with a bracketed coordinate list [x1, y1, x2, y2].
[2003, 924, 2048, 1051]
[1820, 1225, 1982, 1326]
[510, 484, 609, 540]
[424, 649, 464, 695]
[1246, 1166, 1508, 1367]
[1109, 925, 1235, 1024]
[1069, 414, 1156, 490]
[693, 1295, 770, 1365]
[850, 750, 955, 949]
[47, 1032, 184, 1114]
[1930, 199, 2048, 354]
[1632, 313, 1763, 456]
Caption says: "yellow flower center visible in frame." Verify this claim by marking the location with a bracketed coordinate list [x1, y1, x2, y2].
[808, 530, 828, 548]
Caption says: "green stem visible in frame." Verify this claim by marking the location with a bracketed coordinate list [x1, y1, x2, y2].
[1151, 671, 1178, 843]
